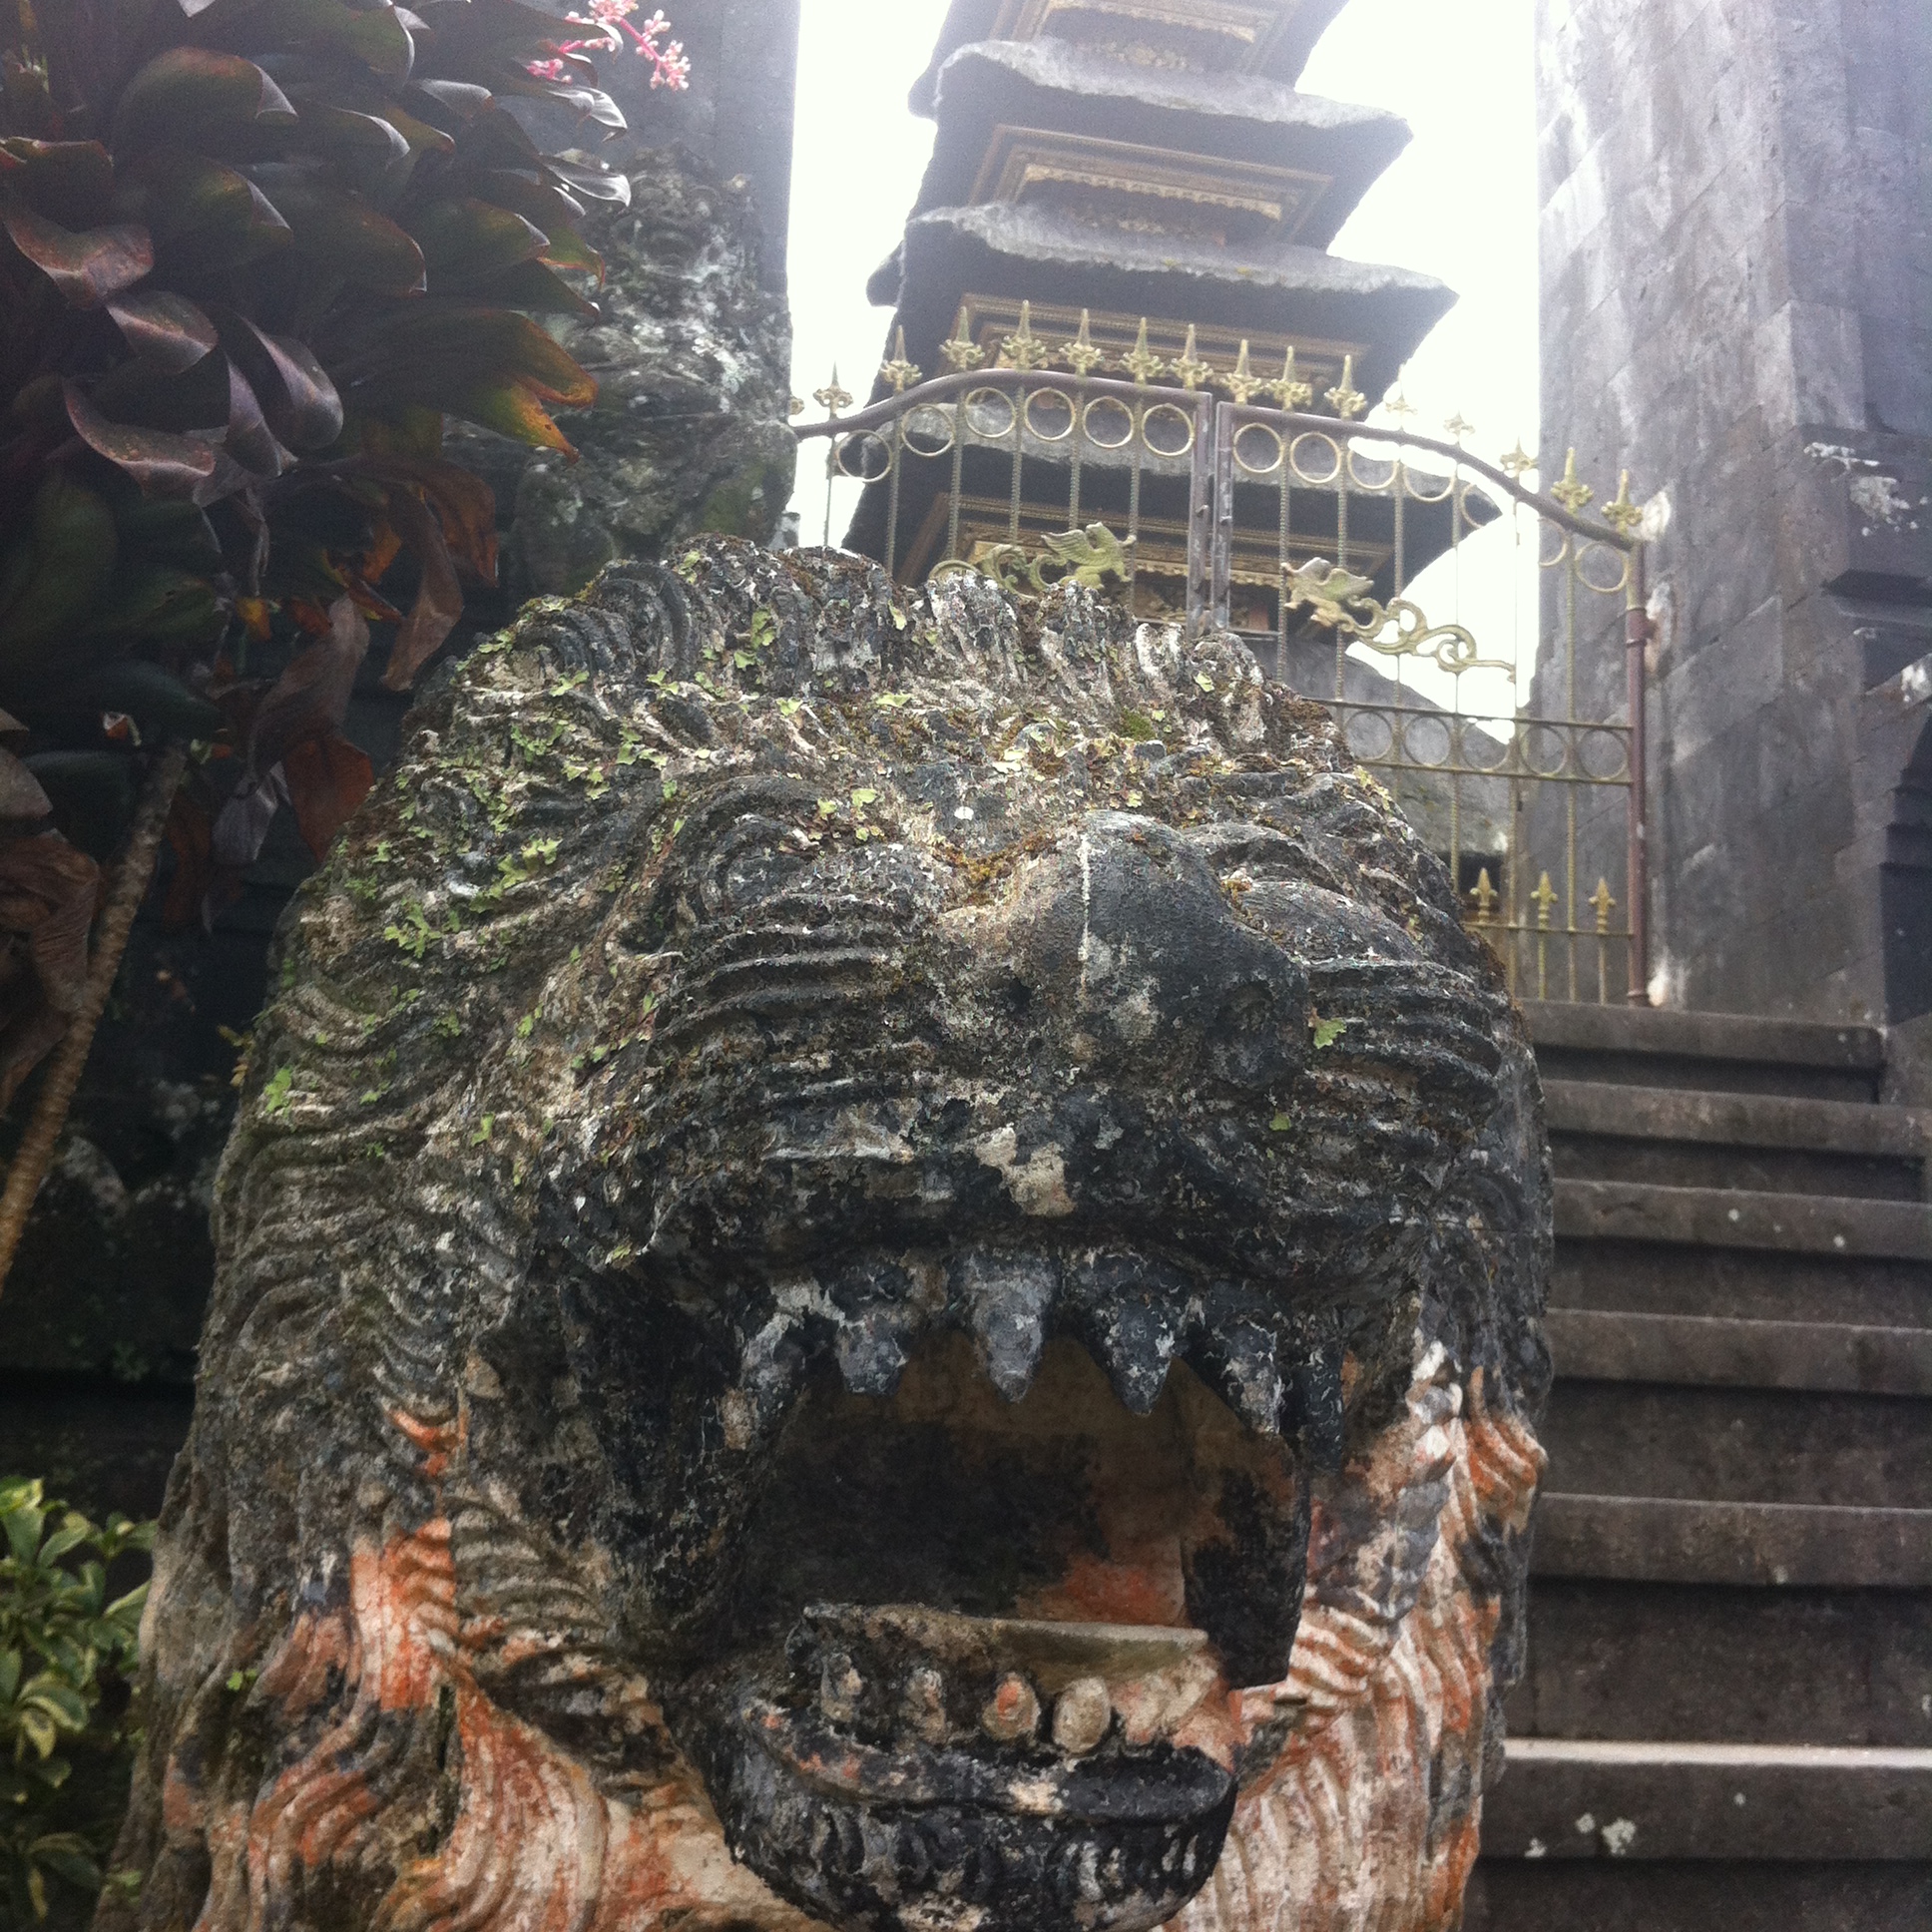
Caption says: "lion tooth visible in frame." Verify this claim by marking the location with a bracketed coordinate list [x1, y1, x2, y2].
[1095, 1300, 1179, 1414]
[1051, 1678, 1111, 1755]
[734, 1314, 811, 1433]
[951, 1250, 1056, 1400]
[901, 1668, 949, 1744]
[1290, 1344, 1347, 1469]
[829, 1258, 920, 1398]
[1065, 1253, 1187, 1415]
[819, 1651, 863, 1725]
[1190, 1285, 1284, 1433]
[980, 1673, 1041, 1742]
[834, 1305, 918, 1397]
[1201, 1329, 1283, 1433]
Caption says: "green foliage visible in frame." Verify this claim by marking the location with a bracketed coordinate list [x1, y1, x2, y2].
[0, 0, 630, 1024]
[0, 1480, 154, 1927]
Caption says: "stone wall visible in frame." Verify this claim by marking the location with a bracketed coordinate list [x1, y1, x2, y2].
[486, 151, 797, 599]
[1536, 0, 1932, 1023]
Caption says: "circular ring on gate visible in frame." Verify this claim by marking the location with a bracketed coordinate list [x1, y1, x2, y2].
[1400, 712, 1453, 769]
[1538, 521, 1573, 569]
[1518, 722, 1570, 779]
[902, 402, 956, 458]
[1346, 446, 1399, 492]
[1082, 394, 1137, 450]
[1577, 540, 1632, 596]
[1232, 422, 1285, 477]
[1141, 401, 1196, 457]
[834, 431, 893, 482]
[1024, 387, 1076, 443]
[963, 386, 1016, 439]
[1578, 726, 1631, 782]
[1342, 710, 1395, 761]
[1289, 432, 1343, 485]
[1458, 717, 1514, 775]
[1404, 463, 1456, 505]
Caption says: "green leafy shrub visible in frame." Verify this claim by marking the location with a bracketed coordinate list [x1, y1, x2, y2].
[0, 0, 632, 1101]
[0, 1479, 153, 1927]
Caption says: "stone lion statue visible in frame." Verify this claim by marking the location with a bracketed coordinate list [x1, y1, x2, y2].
[105, 541, 1549, 1932]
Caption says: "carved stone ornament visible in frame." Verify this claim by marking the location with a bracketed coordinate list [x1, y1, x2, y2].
[105, 541, 1550, 1932]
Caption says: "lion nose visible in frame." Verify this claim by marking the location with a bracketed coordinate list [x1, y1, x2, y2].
[1004, 812, 1309, 1090]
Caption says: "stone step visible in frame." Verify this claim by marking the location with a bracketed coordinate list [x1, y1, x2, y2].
[1555, 1180, 1932, 1260]
[1465, 1856, 1932, 1932]
[1554, 1241, 1932, 1328]
[1505, 1579, 1932, 1749]
[1547, 1308, 1932, 1395]
[1524, 1001, 1887, 1104]
[1478, 1737, 1932, 1863]
[1531, 1495, 1932, 1587]
[1544, 1080, 1929, 1201]
[1539, 1383, 1932, 1508]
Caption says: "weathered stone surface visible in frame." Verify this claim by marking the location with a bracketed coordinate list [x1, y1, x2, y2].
[1536, 0, 1932, 1023]
[453, 151, 796, 603]
[106, 542, 1551, 1932]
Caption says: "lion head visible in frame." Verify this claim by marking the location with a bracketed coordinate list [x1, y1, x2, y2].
[108, 541, 1549, 1932]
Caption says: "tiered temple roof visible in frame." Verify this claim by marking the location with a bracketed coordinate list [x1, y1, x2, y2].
[844, 0, 1471, 626]
[866, 30, 1453, 405]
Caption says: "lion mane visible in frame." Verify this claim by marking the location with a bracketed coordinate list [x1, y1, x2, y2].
[105, 540, 1548, 1932]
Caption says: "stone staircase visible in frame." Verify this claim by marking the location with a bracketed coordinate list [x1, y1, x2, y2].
[1466, 1002, 1932, 1930]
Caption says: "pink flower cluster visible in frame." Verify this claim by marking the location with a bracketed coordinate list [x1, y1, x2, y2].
[528, 2, 690, 88]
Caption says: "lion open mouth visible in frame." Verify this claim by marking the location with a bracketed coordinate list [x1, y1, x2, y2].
[654, 1245, 1357, 1932]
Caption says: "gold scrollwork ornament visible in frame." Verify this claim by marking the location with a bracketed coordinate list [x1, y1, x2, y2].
[1282, 559, 1512, 679]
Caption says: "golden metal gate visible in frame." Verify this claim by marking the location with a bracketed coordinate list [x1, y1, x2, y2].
[793, 316, 1653, 1003]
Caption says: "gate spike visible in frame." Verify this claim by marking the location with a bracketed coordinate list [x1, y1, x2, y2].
[1499, 438, 1537, 479]
[879, 327, 922, 395]
[1325, 353, 1366, 421]
[1172, 323, 1213, 391]
[1551, 448, 1595, 513]
[998, 300, 1052, 372]
[939, 304, 986, 372]
[1062, 308, 1107, 376]
[1121, 316, 1166, 386]
[1263, 345, 1311, 410]
[1227, 339, 1263, 404]
[812, 365, 853, 417]
[1603, 469, 1645, 537]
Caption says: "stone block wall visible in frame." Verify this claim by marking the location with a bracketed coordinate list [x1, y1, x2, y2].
[1536, 0, 1932, 1023]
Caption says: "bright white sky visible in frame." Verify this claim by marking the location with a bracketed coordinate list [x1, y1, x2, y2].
[784, 0, 1539, 716]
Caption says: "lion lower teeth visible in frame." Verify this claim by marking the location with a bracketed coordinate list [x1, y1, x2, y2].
[795, 1606, 1222, 1756]
[979, 1673, 1041, 1742]
[1051, 1678, 1112, 1754]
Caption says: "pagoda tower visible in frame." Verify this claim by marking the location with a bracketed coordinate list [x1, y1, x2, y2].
[845, 0, 1468, 628]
